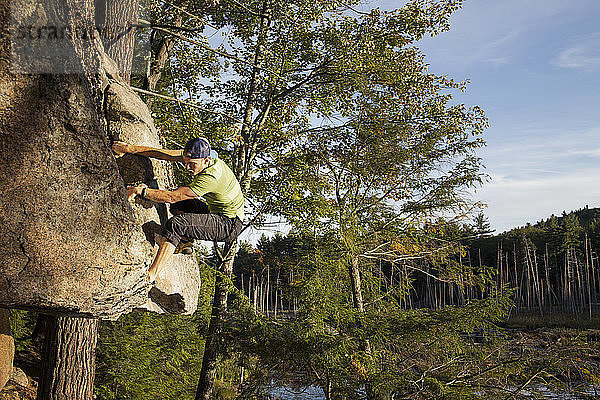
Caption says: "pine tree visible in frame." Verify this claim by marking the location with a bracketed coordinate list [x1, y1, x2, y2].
[472, 212, 494, 238]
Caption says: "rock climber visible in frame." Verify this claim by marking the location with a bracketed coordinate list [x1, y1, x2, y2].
[112, 137, 244, 283]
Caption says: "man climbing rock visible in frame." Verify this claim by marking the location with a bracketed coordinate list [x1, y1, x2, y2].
[112, 138, 244, 283]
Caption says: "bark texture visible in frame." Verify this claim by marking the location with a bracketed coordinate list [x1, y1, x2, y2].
[37, 315, 98, 400]
[349, 255, 365, 312]
[143, 13, 182, 105]
[95, 0, 140, 82]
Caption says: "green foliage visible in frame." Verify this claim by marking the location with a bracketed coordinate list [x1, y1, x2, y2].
[7, 309, 36, 353]
[95, 311, 203, 400]
[251, 1, 488, 228]
[227, 288, 514, 399]
[212, 380, 238, 400]
[225, 233, 512, 399]
[94, 257, 217, 400]
[471, 212, 494, 238]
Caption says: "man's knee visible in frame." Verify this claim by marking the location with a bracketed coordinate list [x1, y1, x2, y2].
[165, 214, 188, 235]
[162, 215, 190, 246]
[224, 218, 243, 243]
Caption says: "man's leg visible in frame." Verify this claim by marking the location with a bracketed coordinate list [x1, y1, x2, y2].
[168, 200, 210, 252]
[148, 212, 241, 282]
[147, 237, 176, 282]
[170, 199, 209, 216]
[147, 200, 210, 282]
[147, 213, 194, 282]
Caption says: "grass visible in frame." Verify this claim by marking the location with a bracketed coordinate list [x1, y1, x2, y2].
[501, 308, 600, 330]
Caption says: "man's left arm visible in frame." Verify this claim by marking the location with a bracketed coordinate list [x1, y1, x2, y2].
[127, 186, 198, 203]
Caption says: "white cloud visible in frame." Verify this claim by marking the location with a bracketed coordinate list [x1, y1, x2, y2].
[486, 57, 510, 66]
[471, 30, 520, 67]
[412, 0, 575, 71]
[567, 148, 600, 158]
[474, 170, 600, 233]
[474, 124, 600, 232]
[483, 125, 600, 169]
[553, 33, 600, 70]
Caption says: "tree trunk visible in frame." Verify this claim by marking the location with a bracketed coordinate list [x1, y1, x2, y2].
[37, 315, 99, 400]
[586, 234, 592, 318]
[196, 0, 270, 396]
[195, 240, 239, 400]
[232, 0, 270, 185]
[513, 243, 519, 310]
[95, 0, 140, 82]
[349, 255, 365, 312]
[544, 244, 552, 308]
[348, 254, 380, 400]
[143, 13, 183, 107]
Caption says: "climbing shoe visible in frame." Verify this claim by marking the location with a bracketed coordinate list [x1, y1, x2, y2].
[175, 239, 194, 255]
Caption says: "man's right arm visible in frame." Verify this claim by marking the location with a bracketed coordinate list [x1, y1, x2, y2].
[112, 141, 183, 162]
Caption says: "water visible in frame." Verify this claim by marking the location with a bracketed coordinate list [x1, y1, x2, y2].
[515, 383, 599, 399]
[267, 385, 325, 400]
[268, 383, 599, 400]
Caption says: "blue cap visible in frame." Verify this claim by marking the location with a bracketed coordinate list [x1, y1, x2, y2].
[184, 137, 211, 159]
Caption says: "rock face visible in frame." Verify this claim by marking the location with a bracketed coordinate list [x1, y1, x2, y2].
[0, 0, 199, 319]
[10, 367, 28, 388]
[101, 51, 200, 315]
[0, 309, 14, 391]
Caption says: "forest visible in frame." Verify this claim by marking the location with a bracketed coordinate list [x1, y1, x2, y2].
[234, 207, 600, 318]
[1, 0, 600, 399]
[8, 209, 600, 399]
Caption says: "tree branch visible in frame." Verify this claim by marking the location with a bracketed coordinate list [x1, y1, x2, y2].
[136, 19, 281, 77]
[272, 60, 331, 102]
[164, 0, 219, 29]
[503, 369, 544, 400]
[130, 86, 244, 123]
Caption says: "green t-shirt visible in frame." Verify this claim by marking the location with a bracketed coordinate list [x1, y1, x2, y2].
[187, 158, 245, 221]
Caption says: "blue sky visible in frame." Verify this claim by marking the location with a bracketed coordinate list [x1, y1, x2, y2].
[367, 0, 600, 233]
[242, 0, 600, 242]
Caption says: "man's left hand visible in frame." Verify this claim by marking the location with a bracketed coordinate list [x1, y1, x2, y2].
[112, 141, 130, 158]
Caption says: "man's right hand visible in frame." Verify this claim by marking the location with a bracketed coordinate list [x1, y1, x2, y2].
[126, 186, 142, 202]
[112, 141, 130, 158]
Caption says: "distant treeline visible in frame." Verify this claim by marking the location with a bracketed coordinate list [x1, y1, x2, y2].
[234, 206, 600, 317]
[471, 206, 600, 316]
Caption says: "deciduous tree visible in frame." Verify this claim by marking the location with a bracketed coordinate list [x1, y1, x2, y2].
[136, 0, 490, 397]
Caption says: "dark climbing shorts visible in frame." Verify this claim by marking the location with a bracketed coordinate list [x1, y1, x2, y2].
[161, 199, 242, 247]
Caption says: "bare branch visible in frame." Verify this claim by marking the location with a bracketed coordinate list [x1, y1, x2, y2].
[164, 0, 219, 29]
[130, 86, 244, 123]
[272, 60, 331, 102]
[503, 369, 544, 400]
[133, 22, 205, 33]
[340, 1, 370, 15]
[447, 357, 523, 386]
[137, 19, 281, 77]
